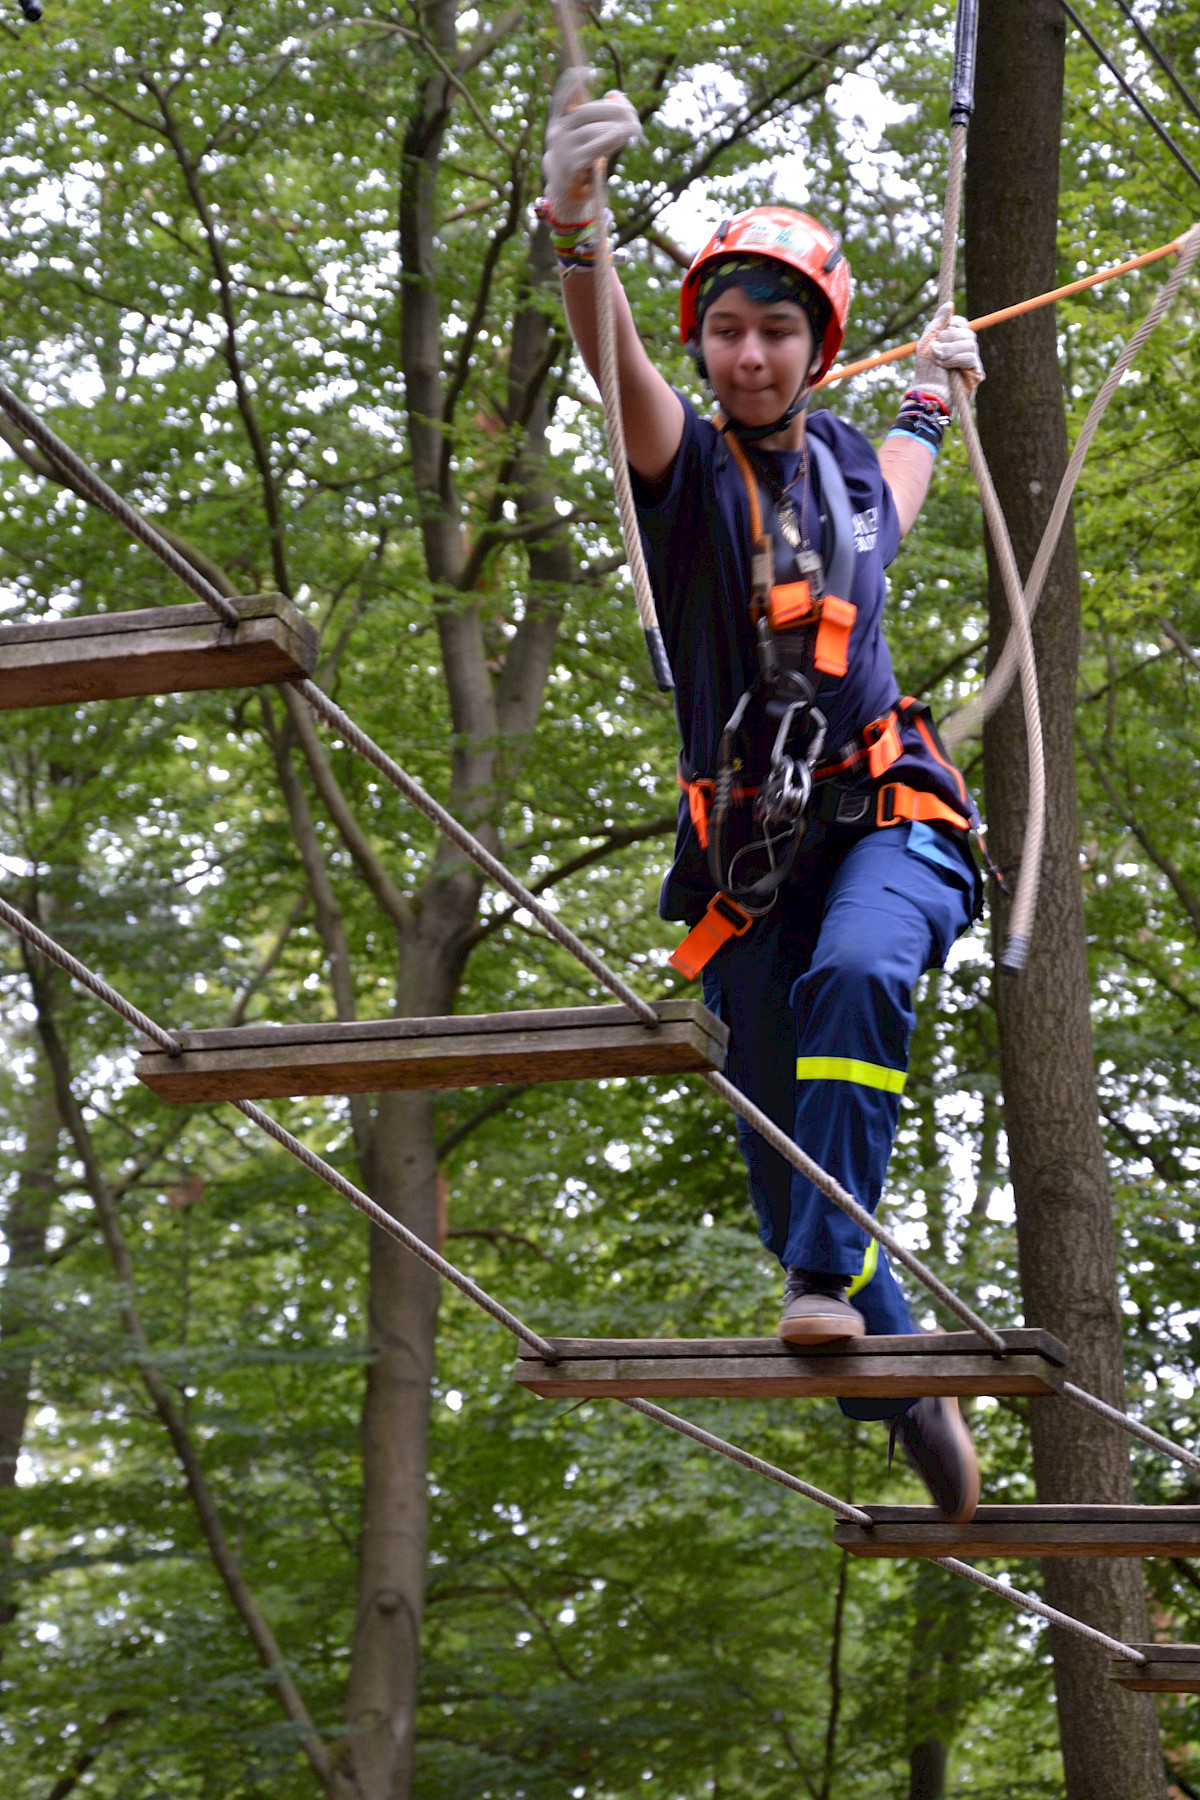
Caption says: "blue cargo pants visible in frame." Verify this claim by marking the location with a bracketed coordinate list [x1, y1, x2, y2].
[701, 821, 978, 1421]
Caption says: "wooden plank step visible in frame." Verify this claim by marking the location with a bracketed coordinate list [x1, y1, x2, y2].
[514, 1330, 1067, 1400]
[1111, 1644, 1200, 1692]
[835, 1504, 1200, 1559]
[135, 999, 729, 1102]
[0, 594, 318, 708]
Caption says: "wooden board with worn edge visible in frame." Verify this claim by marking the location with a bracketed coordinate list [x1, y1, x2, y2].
[135, 999, 729, 1102]
[514, 1329, 1067, 1400]
[834, 1505, 1200, 1559]
[1111, 1645, 1200, 1691]
[0, 594, 318, 709]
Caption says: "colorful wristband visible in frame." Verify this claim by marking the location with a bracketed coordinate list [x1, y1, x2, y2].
[888, 388, 952, 457]
[536, 195, 599, 271]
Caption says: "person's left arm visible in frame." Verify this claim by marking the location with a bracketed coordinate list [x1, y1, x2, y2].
[878, 305, 984, 537]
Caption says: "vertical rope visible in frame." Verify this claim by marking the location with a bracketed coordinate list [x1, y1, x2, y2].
[938, 119, 1046, 973]
[553, 0, 673, 691]
[943, 221, 1200, 749]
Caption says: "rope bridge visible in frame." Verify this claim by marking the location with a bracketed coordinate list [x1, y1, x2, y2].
[3, 0, 1200, 1694]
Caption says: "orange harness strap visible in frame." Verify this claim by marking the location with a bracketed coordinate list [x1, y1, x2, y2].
[677, 768, 759, 851]
[874, 783, 970, 831]
[669, 892, 755, 982]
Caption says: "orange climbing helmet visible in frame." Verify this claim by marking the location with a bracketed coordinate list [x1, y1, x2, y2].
[679, 206, 852, 382]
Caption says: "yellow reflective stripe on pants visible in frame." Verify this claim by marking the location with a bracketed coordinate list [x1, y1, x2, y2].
[847, 1238, 879, 1298]
[795, 1055, 907, 1094]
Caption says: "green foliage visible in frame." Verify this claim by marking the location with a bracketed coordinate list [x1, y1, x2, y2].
[2, 0, 1200, 1796]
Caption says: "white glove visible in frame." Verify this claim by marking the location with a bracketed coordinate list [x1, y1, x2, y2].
[542, 69, 642, 224]
[913, 301, 985, 404]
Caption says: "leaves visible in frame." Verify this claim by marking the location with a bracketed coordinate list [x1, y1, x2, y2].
[2, 0, 1200, 1795]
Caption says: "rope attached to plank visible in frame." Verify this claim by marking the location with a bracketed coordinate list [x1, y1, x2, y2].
[0, 886, 1159, 1667]
[0, 378, 240, 629]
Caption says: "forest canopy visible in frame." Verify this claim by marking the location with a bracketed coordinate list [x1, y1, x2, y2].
[1, 1, 1199, 1796]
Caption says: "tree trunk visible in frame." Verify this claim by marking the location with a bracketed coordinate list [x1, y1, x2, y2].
[966, 4, 1164, 1794]
[0, 1040, 59, 1640]
[908, 1738, 946, 1800]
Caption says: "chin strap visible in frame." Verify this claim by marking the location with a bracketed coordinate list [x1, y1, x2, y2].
[718, 397, 807, 445]
[695, 351, 820, 444]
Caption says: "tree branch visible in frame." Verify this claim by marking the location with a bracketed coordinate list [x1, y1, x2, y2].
[42, 1708, 137, 1800]
[227, 892, 310, 1027]
[1081, 739, 1200, 942]
[465, 816, 676, 947]
[258, 694, 375, 1166]
[456, 3, 525, 75]
[435, 1085, 531, 1161]
[144, 75, 291, 598]
[0, 415, 241, 602]
[280, 684, 413, 936]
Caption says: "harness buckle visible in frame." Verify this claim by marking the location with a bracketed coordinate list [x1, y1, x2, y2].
[669, 891, 755, 983]
[876, 783, 905, 827]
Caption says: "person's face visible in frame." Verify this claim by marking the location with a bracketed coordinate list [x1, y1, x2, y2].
[699, 285, 818, 429]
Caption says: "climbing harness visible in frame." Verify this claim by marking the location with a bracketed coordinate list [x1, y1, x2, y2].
[2, 375, 1198, 1677]
[668, 420, 974, 982]
[0, 0, 1197, 1706]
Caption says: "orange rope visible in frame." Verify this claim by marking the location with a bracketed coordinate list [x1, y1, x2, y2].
[817, 234, 1185, 387]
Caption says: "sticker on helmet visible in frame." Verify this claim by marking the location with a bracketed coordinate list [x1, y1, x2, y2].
[739, 221, 813, 256]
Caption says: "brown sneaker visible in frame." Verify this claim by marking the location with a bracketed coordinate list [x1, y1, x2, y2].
[889, 1396, 981, 1522]
[777, 1271, 866, 1345]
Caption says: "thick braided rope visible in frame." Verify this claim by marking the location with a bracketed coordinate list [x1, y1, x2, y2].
[0, 378, 240, 628]
[553, 5, 664, 664]
[943, 221, 1200, 751]
[591, 176, 662, 651]
[0, 892, 180, 1055]
[930, 1557, 1146, 1663]
[939, 123, 1046, 972]
[294, 680, 658, 1027]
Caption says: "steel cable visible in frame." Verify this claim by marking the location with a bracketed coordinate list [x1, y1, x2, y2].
[0, 31, 1188, 1662]
[231, 1101, 558, 1360]
[703, 1070, 1007, 1349]
[0, 847, 1178, 1673]
[930, 1557, 1146, 1662]
[0, 378, 240, 628]
[618, 1397, 875, 1524]
[294, 679, 659, 1028]
[1062, 1380, 1200, 1479]
[0, 892, 181, 1055]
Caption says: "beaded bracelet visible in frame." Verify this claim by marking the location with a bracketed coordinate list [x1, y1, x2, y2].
[536, 195, 599, 273]
[887, 388, 952, 457]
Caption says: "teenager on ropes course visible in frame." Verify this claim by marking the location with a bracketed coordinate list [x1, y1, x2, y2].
[541, 78, 986, 1519]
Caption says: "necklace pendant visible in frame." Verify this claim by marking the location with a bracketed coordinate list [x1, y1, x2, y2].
[778, 500, 802, 550]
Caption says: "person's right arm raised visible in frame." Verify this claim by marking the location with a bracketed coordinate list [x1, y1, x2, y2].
[542, 73, 685, 485]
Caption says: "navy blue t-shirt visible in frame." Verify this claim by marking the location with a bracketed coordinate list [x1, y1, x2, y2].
[635, 397, 977, 920]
